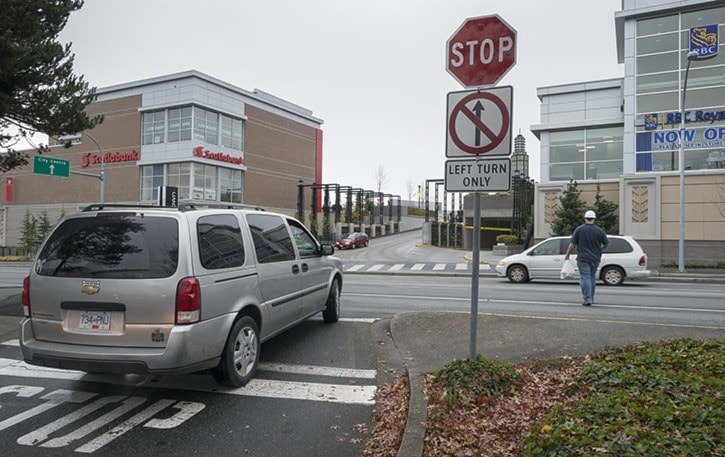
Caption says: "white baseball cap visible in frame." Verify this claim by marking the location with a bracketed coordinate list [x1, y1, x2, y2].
[585, 210, 596, 219]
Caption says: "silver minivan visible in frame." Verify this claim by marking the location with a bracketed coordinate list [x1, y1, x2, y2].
[494, 235, 651, 285]
[20, 204, 343, 387]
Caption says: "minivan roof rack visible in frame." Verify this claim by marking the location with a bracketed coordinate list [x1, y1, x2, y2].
[82, 203, 165, 212]
[177, 202, 266, 212]
[81, 202, 266, 212]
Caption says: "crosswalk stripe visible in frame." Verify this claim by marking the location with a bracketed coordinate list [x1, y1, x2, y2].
[455, 263, 468, 270]
[367, 264, 384, 272]
[411, 264, 425, 271]
[389, 264, 404, 271]
[433, 264, 446, 271]
[346, 264, 364, 272]
[0, 358, 375, 405]
[257, 363, 376, 379]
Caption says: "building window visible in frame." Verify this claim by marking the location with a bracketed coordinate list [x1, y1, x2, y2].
[142, 111, 166, 145]
[168, 107, 192, 142]
[190, 163, 217, 201]
[194, 107, 219, 145]
[634, 6, 725, 173]
[167, 162, 192, 200]
[221, 115, 243, 150]
[219, 167, 243, 203]
[140, 105, 243, 151]
[140, 164, 165, 201]
[549, 127, 623, 181]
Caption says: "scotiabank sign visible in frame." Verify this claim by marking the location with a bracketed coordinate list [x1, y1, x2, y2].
[194, 146, 244, 165]
[81, 150, 139, 167]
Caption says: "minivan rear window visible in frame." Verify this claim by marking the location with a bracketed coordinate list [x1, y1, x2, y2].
[35, 215, 179, 278]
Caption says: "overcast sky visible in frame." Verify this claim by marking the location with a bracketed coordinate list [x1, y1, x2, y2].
[57, 0, 623, 199]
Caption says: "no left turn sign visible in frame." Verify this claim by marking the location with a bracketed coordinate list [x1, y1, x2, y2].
[446, 86, 513, 157]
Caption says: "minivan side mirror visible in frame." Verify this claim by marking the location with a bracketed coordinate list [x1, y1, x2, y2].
[320, 243, 335, 256]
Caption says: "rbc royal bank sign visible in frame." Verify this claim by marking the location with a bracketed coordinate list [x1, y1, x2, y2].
[689, 24, 719, 58]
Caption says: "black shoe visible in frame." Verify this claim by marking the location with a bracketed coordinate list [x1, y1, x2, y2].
[582, 302, 592, 306]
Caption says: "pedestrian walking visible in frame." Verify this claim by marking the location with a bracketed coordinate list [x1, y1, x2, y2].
[564, 210, 609, 306]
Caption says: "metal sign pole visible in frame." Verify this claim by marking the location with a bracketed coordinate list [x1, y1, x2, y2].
[470, 191, 481, 360]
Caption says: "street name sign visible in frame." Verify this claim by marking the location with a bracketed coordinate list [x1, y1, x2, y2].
[445, 157, 511, 192]
[446, 86, 513, 157]
[446, 14, 517, 88]
[33, 155, 70, 178]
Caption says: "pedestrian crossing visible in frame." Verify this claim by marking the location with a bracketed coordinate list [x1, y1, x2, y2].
[343, 261, 493, 274]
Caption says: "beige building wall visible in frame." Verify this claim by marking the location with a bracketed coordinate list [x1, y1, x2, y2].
[243, 104, 319, 211]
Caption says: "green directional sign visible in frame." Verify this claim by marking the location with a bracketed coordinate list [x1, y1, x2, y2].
[33, 155, 70, 178]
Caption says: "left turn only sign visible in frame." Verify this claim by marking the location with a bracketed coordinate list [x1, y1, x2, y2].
[445, 157, 511, 192]
[446, 86, 512, 157]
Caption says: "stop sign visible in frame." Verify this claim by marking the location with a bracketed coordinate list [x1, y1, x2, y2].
[447, 15, 517, 87]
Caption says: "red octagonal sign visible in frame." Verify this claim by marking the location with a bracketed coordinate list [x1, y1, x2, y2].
[447, 15, 517, 87]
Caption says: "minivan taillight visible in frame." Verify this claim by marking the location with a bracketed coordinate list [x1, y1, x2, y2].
[21, 276, 30, 318]
[176, 277, 201, 324]
[639, 255, 647, 267]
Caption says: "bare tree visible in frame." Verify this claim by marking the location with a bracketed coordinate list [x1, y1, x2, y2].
[373, 163, 388, 193]
[406, 177, 417, 200]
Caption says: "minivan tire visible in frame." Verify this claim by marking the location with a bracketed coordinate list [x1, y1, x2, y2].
[322, 278, 341, 323]
[212, 316, 260, 387]
[601, 266, 625, 286]
[507, 265, 529, 283]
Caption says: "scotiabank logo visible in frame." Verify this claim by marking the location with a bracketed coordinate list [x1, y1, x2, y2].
[81, 150, 139, 167]
[194, 146, 244, 165]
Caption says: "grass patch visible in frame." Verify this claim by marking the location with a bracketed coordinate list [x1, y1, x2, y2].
[523, 338, 724, 456]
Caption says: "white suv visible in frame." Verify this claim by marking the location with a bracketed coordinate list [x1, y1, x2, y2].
[495, 235, 650, 286]
[20, 203, 343, 387]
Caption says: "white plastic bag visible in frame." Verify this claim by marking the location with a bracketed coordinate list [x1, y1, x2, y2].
[560, 259, 575, 279]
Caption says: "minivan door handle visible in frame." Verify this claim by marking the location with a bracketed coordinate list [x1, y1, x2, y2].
[301, 263, 309, 272]
[291, 265, 300, 274]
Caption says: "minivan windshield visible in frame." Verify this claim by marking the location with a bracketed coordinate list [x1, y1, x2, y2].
[35, 215, 179, 278]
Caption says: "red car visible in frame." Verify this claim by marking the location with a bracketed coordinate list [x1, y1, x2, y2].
[336, 232, 369, 250]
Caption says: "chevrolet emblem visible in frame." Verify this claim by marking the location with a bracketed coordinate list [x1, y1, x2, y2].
[81, 280, 101, 295]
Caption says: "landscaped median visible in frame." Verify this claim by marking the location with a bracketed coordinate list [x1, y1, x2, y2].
[362, 338, 724, 456]
[423, 338, 723, 456]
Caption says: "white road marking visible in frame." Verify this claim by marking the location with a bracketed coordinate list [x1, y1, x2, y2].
[367, 264, 384, 272]
[411, 263, 425, 271]
[345, 264, 364, 272]
[2, 339, 19, 346]
[0, 358, 376, 405]
[389, 264, 404, 271]
[433, 263, 446, 270]
[455, 263, 468, 270]
[257, 363, 376, 379]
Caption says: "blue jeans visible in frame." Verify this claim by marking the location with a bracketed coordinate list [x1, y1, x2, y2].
[577, 260, 600, 304]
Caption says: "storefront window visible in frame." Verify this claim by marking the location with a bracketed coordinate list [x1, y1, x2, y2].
[190, 163, 217, 201]
[549, 127, 623, 181]
[140, 164, 165, 201]
[634, 6, 725, 174]
[167, 162, 192, 200]
[219, 167, 243, 203]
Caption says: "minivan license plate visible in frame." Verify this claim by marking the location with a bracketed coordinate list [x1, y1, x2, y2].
[79, 311, 111, 331]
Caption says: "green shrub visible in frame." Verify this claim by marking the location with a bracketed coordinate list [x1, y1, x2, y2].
[496, 234, 519, 245]
[523, 338, 725, 456]
[433, 355, 518, 407]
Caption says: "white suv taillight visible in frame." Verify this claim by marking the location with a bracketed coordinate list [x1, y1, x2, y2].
[21, 276, 30, 318]
[176, 277, 201, 324]
[639, 255, 647, 267]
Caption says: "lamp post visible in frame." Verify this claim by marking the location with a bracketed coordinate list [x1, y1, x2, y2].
[678, 51, 698, 273]
[58, 132, 105, 204]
